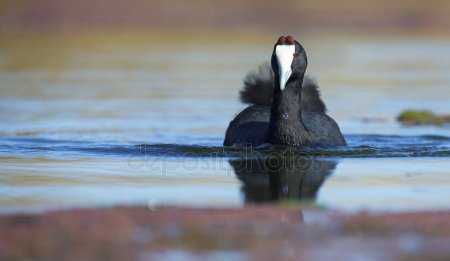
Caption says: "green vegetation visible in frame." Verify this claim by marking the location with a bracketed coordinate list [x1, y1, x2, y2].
[397, 110, 450, 126]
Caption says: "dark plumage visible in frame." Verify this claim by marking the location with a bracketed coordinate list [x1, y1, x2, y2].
[239, 62, 326, 112]
[224, 35, 346, 147]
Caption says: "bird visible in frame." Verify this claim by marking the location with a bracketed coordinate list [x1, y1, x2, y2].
[224, 35, 346, 147]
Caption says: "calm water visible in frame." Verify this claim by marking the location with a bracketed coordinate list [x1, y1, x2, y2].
[1, 34, 450, 213]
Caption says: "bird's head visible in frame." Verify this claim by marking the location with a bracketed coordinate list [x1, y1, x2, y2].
[271, 35, 308, 91]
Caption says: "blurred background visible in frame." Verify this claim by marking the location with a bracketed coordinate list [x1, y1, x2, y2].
[2, 0, 450, 33]
[1, 0, 450, 212]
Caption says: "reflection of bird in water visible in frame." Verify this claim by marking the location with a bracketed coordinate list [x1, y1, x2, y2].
[229, 156, 337, 204]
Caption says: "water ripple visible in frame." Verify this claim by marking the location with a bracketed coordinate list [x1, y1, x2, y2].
[0, 134, 449, 159]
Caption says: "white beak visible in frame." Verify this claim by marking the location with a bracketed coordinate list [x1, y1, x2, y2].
[275, 45, 295, 90]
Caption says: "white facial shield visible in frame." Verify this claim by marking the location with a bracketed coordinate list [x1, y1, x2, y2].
[275, 45, 295, 90]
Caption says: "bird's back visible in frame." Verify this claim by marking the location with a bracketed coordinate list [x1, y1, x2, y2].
[302, 112, 346, 146]
[223, 105, 270, 146]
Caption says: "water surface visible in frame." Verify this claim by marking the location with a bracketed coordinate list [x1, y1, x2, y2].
[1, 34, 450, 213]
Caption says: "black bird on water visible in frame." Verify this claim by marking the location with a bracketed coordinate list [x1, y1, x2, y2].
[224, 35, 346, 147]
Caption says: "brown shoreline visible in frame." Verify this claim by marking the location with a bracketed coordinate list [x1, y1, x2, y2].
[2, 0, 450, 34]
[1, 205, 449, 260]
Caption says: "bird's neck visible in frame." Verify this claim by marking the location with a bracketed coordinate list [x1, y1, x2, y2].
[268, 77, 311, 146]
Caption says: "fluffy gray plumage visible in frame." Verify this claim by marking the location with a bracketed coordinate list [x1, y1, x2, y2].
[239, 62, 326, 113]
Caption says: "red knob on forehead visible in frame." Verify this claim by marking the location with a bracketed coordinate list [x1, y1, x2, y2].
[285, 35, 295, 44]
[276, 36, 286, 45]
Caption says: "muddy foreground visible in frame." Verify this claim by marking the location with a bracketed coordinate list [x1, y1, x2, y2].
[0, 206, 449, 260]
